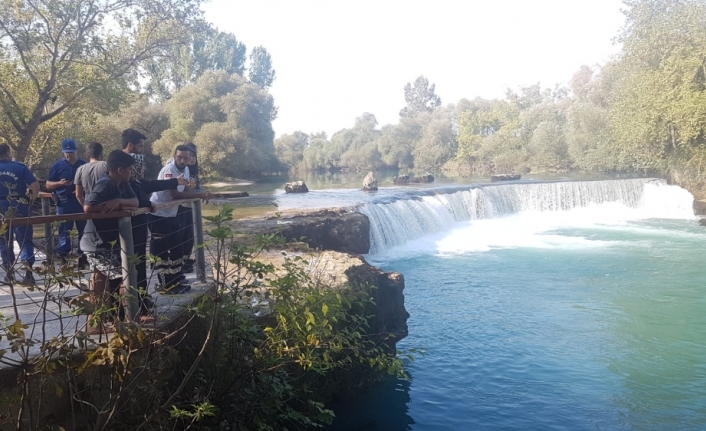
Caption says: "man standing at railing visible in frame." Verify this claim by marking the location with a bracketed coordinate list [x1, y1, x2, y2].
[81, 150, 141, 331]
[149, 145, 212, 294]
[46, 139, 88, 268]
[124, 129, 189, 310]
[0, 144, 39, 284]
[74, 142, 107, 205]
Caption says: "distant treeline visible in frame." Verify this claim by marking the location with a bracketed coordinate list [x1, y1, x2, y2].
[2, 0, 705, 195]
[276, 0, 706, 195]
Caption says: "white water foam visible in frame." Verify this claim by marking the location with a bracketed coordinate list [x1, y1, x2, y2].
[359, 179, 695, 256]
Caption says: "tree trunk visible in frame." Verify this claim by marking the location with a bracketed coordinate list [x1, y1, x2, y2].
[16, 120, 40, 163]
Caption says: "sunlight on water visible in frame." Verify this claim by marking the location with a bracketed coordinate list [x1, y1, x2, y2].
[360, 179, 694, 255]
[329, 178, 706, 431]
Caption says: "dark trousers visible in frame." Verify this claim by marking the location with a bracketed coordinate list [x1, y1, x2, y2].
[56, 197, 86, 256]
[132, 213, 149, 291]
[0, 202, 34, 268]
[149, 214, 185, 289]
[177, 206, 194, 261]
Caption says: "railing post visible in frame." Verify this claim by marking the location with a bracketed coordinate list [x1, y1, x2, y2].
[41, 197, 53, 264]
[192, 199, 206, 283]
[118, 216, 139, 320]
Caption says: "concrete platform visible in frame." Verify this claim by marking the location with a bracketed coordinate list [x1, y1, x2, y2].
[0, 245, 211, 369]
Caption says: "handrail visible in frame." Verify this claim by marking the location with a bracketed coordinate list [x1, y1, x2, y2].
[11, 191, 248, 226]
[11, 198, 195, 226]
[3, 190, 248, 321]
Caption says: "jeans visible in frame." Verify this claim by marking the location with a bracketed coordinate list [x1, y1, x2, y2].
[0, 201, 35, 269]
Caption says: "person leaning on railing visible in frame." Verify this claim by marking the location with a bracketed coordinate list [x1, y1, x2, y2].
[80, 150, 142, 332]
[176, 142, 200, 274]
[0, 143, 39, 285]
[45, 139, 88, 269]
[149, 145, 213, 295]
[129, 164, 188, 313]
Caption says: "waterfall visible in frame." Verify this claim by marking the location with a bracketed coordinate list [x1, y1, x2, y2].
[358, 179, 695, 255]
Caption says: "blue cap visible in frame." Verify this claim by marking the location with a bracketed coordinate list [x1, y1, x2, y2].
[61, 139, 77, 153]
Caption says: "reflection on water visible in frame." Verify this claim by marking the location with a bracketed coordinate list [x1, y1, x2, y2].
[327, 376, 414, 431]
[325, 216, 706, 430]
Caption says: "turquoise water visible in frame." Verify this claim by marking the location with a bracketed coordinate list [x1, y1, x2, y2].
[328, 181, 706, 430]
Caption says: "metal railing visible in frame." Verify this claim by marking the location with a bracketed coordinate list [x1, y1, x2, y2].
[4, 191, 246, 321]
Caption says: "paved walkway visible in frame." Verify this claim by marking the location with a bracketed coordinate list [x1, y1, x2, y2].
[0, 242, 211, 369]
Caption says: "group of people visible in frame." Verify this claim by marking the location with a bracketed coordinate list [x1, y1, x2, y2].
[0, 128, 212, 328]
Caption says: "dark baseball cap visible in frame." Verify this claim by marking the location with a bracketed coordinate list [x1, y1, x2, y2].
[61, 139, 77, 153]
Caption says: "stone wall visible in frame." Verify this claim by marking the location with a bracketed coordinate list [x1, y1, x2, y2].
[233, 208, 371, 254]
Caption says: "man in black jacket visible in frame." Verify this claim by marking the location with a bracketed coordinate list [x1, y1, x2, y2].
[120, 129, 189, 311]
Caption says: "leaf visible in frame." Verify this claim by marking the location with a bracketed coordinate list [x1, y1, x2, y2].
[321, 304, 328, 317]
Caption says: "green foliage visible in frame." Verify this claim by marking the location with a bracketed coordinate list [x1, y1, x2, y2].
[153, 71, 277, 178]
[0, 0, 205, 161]
[192, 205, 406, 429]
[399, 76, 442, 118]
[143, 24, 248, 100]
[248, 46, 277, 89]
[275, 131, 309, 169]
[0, 204, 405, 430]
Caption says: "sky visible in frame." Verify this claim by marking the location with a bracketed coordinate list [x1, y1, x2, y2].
[203, 0, 626, 139]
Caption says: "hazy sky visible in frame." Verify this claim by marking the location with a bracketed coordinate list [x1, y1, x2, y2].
[203, 0, 626, 138]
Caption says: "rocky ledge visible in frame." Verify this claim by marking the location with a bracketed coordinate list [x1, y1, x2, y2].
[234, 208, 370, 254]
[231, 208, 408, 347]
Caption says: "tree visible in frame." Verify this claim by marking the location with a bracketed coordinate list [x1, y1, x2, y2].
[609, 0, 706, 172]
[0, 0, 204, 161]
[399, 76, 441, 117]
[143, 26, 247, 100]
[153, 71, 277, 178]
[248, 46, 276, 88]
[456, 98, 518, 174]
[411, 107, 457, 171]
[275, 131, 309, 169]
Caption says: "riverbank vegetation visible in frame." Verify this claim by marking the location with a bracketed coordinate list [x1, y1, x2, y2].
[275, 0, 706, 195]
[2, 0, 705, 194]
[0, 206, 404, 430]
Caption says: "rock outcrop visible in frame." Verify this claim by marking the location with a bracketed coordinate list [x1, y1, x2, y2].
[284, 181, 309, 193]
[362, 171, 378, 191]
[694, 200, 706, 216]
[491, 174, 521, 182]
[393, 174, 435, 185]
[233, 208, 371, 254]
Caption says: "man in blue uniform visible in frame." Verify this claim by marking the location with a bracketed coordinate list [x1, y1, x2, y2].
[46, 139, 88, 267]
[0, 144, 39, 284]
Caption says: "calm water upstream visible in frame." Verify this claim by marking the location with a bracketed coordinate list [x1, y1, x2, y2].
[323, 178, 706, 430]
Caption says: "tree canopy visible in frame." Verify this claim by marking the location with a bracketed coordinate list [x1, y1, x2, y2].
[399, 76, 441, 118]
[0, 0, 205, 161]
[153, 71, 277, 178]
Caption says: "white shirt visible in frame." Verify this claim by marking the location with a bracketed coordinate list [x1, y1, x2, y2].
[150, 162, 189, 217]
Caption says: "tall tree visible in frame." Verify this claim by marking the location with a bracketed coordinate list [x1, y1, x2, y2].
[399, 76, 441, 117]
[143, 25, 247, 100]
[153, 71, 277, 178]
[275, 131, 309, 169]
[0, 0, 204, 161]
[248, 46, 276, 88]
